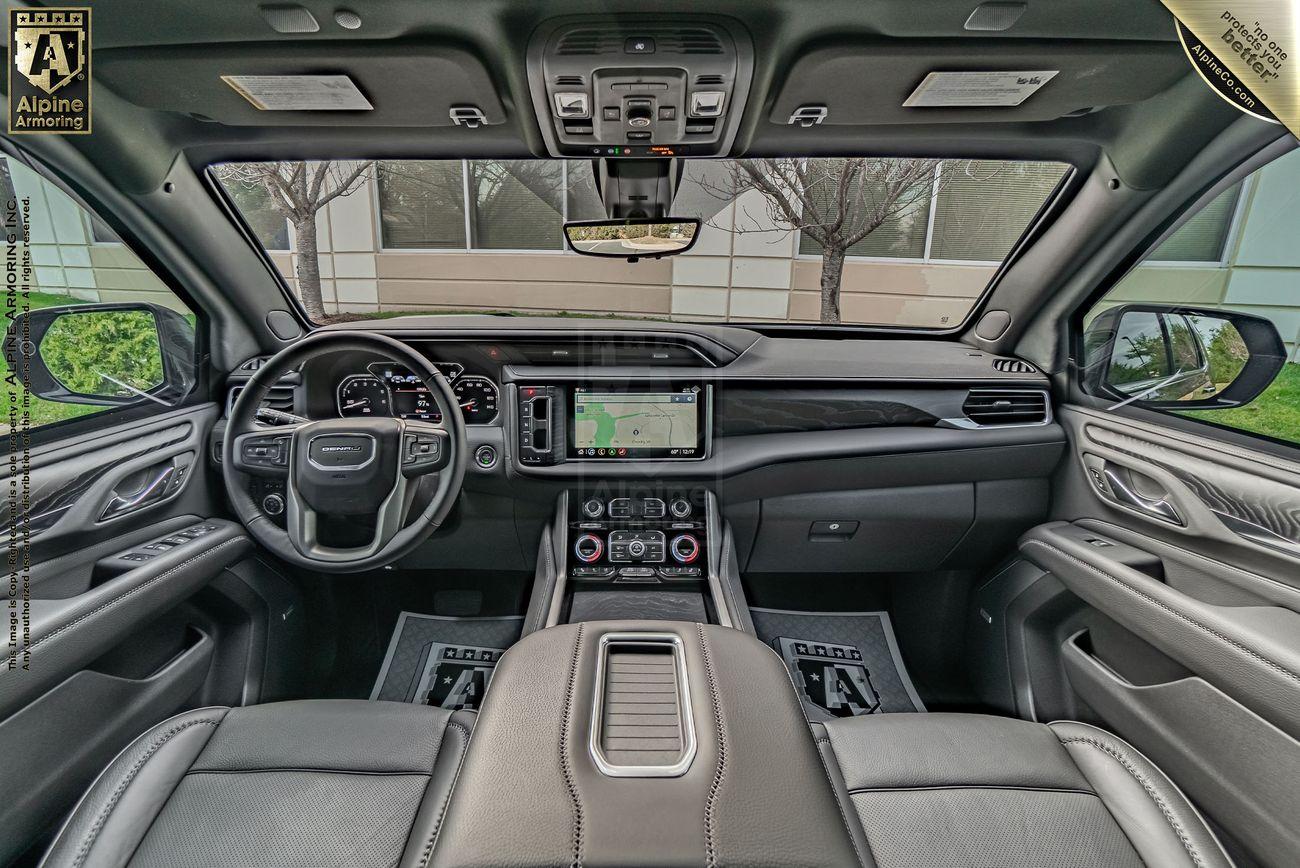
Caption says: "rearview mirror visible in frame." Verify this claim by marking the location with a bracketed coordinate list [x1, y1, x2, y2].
[1082, 304, 1286, 409]
[3, 302, 196, 407]
[563, 218, 700, 260]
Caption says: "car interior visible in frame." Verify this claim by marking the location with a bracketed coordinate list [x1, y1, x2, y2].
[3, 1, 1300, 866]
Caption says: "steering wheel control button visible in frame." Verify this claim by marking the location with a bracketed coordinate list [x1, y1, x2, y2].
[669, 498, 692, 519]
[240, 435, 291, 469]
[574, 533, 604, 564]
[670, 534, 700, 564]
[262, 493, 285, 516]
[402, 431, 445, 470]
[473, 444, 498, 470]
[582, 497, 605, 519]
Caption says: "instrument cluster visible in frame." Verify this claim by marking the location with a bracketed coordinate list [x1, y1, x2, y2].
[336, 361, 500, 425]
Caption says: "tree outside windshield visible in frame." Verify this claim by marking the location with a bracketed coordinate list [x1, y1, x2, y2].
[215, 158, 1070, 327]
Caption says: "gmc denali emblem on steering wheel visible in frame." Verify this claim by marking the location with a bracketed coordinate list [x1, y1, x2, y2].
[307, 433, 375, 470]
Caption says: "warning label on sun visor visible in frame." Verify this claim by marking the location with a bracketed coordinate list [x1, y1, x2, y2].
[903, 71, 1059, 107]
[221, 75, 373, 111]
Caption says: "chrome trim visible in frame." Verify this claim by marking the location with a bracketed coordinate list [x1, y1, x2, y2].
[306, 432, 377, 471]
[589, 632, 697, 779]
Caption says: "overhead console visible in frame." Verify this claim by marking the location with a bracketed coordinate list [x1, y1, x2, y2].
[527, 17, 754, 158]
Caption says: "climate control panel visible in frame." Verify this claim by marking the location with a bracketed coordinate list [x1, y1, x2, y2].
[566, 491, 707, 582]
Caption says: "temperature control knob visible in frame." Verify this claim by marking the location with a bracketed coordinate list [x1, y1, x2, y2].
[670, 534, 700, 564]
[582, 498, 605, 519]
[669, 498, 692, 519]
[574, 533, 604, 564]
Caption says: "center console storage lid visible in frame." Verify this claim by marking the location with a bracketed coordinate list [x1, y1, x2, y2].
[430, 620, 860, 867]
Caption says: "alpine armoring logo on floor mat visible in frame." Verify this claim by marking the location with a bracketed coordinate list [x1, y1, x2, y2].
[776, 637, 882, 717]
[413, 643, 503, 711]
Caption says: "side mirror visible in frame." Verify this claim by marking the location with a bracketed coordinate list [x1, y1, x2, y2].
[1083, 304, 1286, 409]
[563, 217, 700, 261]
[2, 302, 195, 407]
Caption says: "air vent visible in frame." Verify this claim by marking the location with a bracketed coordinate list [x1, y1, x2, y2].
[555, 26, 723, 56]
[694, 74, 725, 85]
[227, 378, 297, 417]
[670, 28, 723, 54]
[554, 75, 585, 86]
[992, 358, 1037, 374]
[556, 29, 622, 55]
[962, 389, 1049, 426]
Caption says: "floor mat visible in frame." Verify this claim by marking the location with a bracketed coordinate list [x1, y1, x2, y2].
[370, 611, 523, 710]
[749, 608, 925, 721]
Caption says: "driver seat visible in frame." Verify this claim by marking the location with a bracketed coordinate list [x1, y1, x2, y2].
[39, 700, 471, 868]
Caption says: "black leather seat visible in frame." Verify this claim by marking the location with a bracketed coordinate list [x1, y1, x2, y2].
[815, 712, 1232, 868]
[40, 700, 472, 868]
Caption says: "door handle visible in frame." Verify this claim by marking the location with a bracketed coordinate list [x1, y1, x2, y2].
[101, 464, 176, 520]
[1100, 465, 1183, 526]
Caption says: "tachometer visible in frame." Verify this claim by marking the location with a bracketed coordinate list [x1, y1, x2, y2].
[337, 375, 390, 417]
[453, 376, 499, 424]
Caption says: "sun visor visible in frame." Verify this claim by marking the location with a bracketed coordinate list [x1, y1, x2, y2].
[95, 42, 505, 126]
[768, 41, 1187, 125]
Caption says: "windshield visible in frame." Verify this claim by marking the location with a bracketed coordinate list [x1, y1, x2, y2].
[214, 157, 1069, 328]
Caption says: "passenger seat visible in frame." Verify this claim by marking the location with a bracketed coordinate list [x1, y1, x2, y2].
[815, 712, 1232, 868]
[39, 701, 472, 868]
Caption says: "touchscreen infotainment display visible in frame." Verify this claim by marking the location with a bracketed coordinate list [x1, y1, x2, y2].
[570, 386, 706, 460]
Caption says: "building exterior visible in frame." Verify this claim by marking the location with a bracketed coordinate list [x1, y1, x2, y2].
[11, 151, 1300, 364]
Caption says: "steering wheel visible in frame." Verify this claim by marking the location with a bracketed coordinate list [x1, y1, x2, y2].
[222, 331, 467, 573]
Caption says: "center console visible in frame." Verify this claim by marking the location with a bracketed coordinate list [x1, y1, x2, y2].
[568, 492, 707, 582]
[428, 619, 860, 867]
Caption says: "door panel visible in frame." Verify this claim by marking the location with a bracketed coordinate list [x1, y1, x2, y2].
[0, 403, 253, 865]
[1015, 404, 1300, 866]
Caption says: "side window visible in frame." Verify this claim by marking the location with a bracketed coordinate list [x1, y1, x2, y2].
[0, 155, 196, 437]
[1081, 148, 1300, 447]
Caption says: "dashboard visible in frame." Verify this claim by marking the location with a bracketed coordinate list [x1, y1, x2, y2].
[335, 361, 500, 425]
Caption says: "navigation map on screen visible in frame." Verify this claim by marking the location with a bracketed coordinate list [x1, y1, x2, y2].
[572, 389, 700, 458]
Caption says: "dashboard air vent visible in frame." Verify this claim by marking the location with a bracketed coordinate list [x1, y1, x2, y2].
[554, 75, 585, 86]
[962, 389, 1049, 426]
[227, 376, 298, 417]
[556, 26, 723, 56]
[694, 74, 725, 85]
[992, 358, 1037, 374]
[556, 28, 622, 55]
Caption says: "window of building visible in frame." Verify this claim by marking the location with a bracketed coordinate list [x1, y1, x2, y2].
[1145, 182, 1243, 263]
[929, 160, 1068, 262]
[376, 160, 467, 249]
[467, 160, 564, 250]
[798, 158, 1068, 263]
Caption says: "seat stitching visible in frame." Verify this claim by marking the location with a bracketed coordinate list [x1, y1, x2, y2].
[72, 715, 223, 868]
[697, 623, 726, 868]
[812, 735, 867, 867]
[1058, 735, 1204, 868]
[846, 784, 1096, 796]
[1021, 539, 1300, 686]
[415, 719, 472, 868]
[559, 625, 585, 868]
[185, 767, 432, 776]
[2, 538, 246, 669]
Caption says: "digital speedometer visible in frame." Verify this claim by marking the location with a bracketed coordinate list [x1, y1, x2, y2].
[336, 375, 390, 417]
